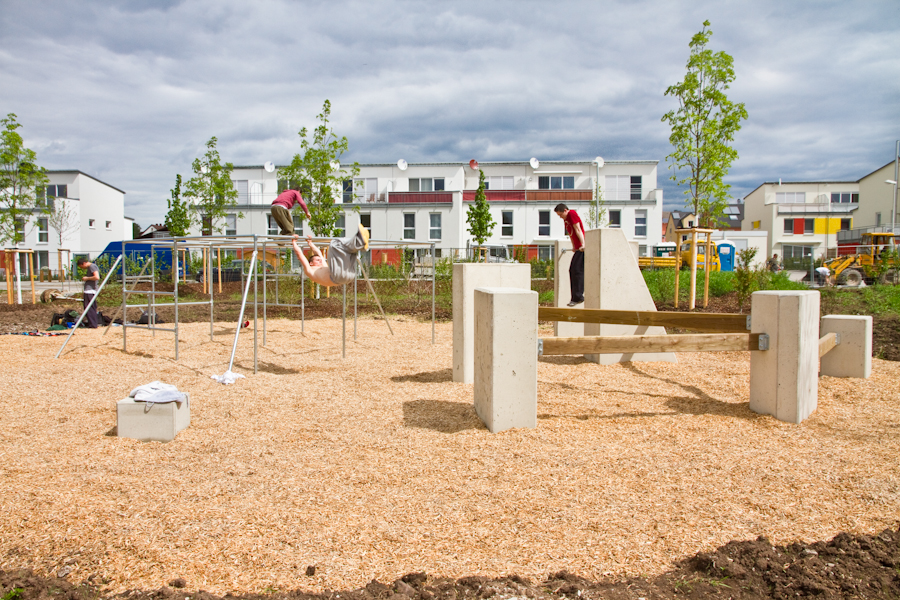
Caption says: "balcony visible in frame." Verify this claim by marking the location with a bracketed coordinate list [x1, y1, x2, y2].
[387, 191, 452, 204]
[462, 189, 592, 202]
[776, 202, 858, 215]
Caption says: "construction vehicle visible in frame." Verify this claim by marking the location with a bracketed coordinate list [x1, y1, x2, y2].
[637, 240, 721, 271]
[824, 232, 899, 286]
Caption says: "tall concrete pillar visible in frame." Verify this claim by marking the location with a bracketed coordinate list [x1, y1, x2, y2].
[749, 290, 820, 424]
[474, 287, 538, 433]
[583, 228, 676, 364]
[820, 315, 872, 379]
[452, 262, 531, 383]
[553, 239, 583, 337]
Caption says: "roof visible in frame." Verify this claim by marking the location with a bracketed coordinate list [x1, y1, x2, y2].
[232, 159, 659, 170]
[46, 170, 126, 194]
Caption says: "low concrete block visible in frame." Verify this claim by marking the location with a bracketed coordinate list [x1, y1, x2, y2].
[117, 394, 190, 442]
[453, 262, 531, 384]
[749, 291, 819, 424]
[820, 315, 872, 379]
[474, 287, 538, 433]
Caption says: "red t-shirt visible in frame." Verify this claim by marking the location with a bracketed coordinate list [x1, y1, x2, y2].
[272, 189, 304, 210]
[564, 210, 585, 251]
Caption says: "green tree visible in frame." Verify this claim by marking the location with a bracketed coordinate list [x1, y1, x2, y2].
[588, 181, 607, 229]
[164, 174, 192, 237]
[183, 136, 241, 234]
[281, 100, 359, 237]
[0, 113, 49, 245]
[466, 170, 495, 261]
[661, 20, 748, 228]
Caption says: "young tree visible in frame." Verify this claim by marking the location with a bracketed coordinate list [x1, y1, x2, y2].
[661, 20, 748, 228]
[466, 170, 495, 261]
[587, 182, 607, 229]
[47, 197, 79, 246]
[0, 113, 49, 244]
[164, 174, 192, 237]
[281, 100, 360, 237]
[183, 136, 241, 234]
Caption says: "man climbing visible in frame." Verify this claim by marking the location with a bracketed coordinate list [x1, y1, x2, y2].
[555, 203, 586, 306]
[291, 224, 369, 287]
[271, 189, 311, 235]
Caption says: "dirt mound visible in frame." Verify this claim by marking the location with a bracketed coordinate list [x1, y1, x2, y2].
[2, 527, 897, 600]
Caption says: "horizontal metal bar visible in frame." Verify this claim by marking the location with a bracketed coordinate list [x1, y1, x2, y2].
[121, 324, 177, 333]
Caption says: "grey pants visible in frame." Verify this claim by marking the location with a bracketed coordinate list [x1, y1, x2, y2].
[327, 229, 366, 285]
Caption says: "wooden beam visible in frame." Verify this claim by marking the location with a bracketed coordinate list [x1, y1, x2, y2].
[818, 332, 839, 358]
[538, 307, 749, 332]
[539, 333, 764, 355]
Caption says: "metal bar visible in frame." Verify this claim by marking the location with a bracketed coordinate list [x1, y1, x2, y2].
[55, 255, 123, 359]
[253, 236, 258, 374]
[121, 325, 178, 333]
[538, 333, 765, 356]
[225, 250, 258, 375]
[356, 256, 393, 335]
[173, 240, 179, 362]
[342, 283, 347, 359]
[431, 242, 436, 344]
[104, 251, 154, 336]
[262, 240, 267, 346]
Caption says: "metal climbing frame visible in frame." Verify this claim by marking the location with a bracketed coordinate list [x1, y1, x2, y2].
[114, 234, 437, 372]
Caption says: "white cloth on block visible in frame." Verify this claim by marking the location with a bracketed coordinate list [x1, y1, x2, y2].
[129, 381, 186, 404]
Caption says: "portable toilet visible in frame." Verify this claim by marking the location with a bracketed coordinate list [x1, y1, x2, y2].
[654, 243, 677, 257]
[717, 241, 736, 272]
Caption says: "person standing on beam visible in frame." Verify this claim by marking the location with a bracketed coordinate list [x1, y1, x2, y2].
[271, 189, 311, 235]
[555, 203, 586, 307]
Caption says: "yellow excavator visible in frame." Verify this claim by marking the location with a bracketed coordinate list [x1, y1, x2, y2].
[825, 233, 899, 286]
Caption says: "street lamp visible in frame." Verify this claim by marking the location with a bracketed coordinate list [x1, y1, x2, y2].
[888, 178, 899, 238]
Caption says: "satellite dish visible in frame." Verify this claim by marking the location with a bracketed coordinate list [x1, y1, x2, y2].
[594, 156, 604, 168]
[397, 159, 408, 171]
[330, 160, 340, 170]
[469, 159, 479, 170]
[529, 157, 539, 169]
[264, 161, 275, 173]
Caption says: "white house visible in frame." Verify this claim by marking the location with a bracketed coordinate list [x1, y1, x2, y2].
[193, 159, 665, 264]
[10, 170, 129, 277]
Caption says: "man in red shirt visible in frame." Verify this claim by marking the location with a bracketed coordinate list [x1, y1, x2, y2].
[555, 203, 585, 306]
[271, 189, 311, 235]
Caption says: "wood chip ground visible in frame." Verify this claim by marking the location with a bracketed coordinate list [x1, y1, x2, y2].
[1, 317, 898, 594]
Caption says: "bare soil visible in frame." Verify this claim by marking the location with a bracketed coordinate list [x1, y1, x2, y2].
[3, 527, 899, 599]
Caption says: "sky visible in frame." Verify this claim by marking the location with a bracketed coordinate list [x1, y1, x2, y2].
[1, 0, 898, 229]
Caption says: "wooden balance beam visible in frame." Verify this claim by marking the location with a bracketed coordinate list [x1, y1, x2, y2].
[538, 307, 750, 333]
[538, 333, 767, 356]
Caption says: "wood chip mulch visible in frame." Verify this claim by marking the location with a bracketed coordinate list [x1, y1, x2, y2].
[0, 317, 898, 595]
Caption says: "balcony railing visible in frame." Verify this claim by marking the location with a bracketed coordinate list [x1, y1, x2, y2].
[387, 192, 452, 204]
[776, 202, 858, 215]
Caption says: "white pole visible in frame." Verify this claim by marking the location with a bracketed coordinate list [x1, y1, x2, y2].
[56, 255, 123, 358]
[14, 251, 22, 304]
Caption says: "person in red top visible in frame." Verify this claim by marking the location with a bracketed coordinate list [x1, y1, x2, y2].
[271, 189, 311, 235]
[555, 203, 586, 306]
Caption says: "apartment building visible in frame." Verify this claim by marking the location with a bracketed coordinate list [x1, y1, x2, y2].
[742, 180, 860, 262]
[196, 159, 665, 261]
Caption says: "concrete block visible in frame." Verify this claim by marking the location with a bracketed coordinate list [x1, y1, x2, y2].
[749, 291, 819, 424]
[820, 315, 872, 379]
[583, 228, 676, 364]
[474, 288, 538, 433]
[453, 262, 531, 383]
[117, 394, 190, 442]
[553, 239, 584, 338]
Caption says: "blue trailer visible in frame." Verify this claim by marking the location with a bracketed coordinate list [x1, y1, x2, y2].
[92, 241, 191, 278]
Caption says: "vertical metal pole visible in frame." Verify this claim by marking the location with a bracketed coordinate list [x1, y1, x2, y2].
[253, 236, 258, 374]
[209, 245, 214, 341]
[354, 268, 358, 341]
[173, 241, 179, 361]
[301, 264, 305, 334]
[150, 250, 156, 337]
[431, 242, 436, 344]
[262, 240, 268, 346]
[893, 140, 899, 236]
[342, 283, 347, 359]
[122, 241, 127, 353]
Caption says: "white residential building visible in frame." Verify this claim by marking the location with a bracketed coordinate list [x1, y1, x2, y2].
[194, 159, 665, 262]
[9, 170, 129, 277]
[742, 180, 860, 263]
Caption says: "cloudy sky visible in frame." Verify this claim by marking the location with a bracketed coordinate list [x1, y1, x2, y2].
[1, 0, 898, 228]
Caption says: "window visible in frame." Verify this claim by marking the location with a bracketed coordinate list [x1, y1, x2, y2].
[250, 182, 263, 204]
[36, 251, 49, 270]
[292, 215, 304, 236]
[630, 176, 642, 200]
[776, 192, 805, 204]
[501, 211, 513, 236]
[429, 213, 441, 240]
[639, 245, 648, 257]
[335, 214, 345, 237]
[343, 180, 353, 203]
[201, 215, 212, 236]
[876, 212, 882, 226]
[608, 210, 621, 228]
[37, 184, 67, 204]
[538, 210, 550, 236]
[840, 218, 851, 231]
[831, 192, 858, 204]
[804, 218, 814, 234]
[403, 213, 415, 240]
[485, 176, 514, 190]
[409, 178, 445, 192]
[233, 180, 249, 203]
[354, 178, 378, 202]
[105, 220, 112, 230]
[360, 214, 371, 237]
[538, 245, 551, 261]
[37, 218, 48, 243]
[88, 219, 96, 229]
[538, 176, 574, 189]
[784, 219, 794, 234]
[267, 214, 279, 236]
[225, 214, 237, 236]
[634, 210, 647, 237]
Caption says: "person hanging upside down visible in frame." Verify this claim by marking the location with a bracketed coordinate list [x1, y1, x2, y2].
[291, 224, 370, 287]
[271, 189, 311, 235]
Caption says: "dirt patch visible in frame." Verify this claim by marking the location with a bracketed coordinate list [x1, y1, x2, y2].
[2, 527, 898, 599]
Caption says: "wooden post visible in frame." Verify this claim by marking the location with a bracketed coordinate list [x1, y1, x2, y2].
[674, 239, 681, 308]
[704, 233, 712, 308]
[58, 250, 63, 283]
[29, 251, 36, 304]
[202, 248, 208, 294]
[689, 229, 698, 310]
